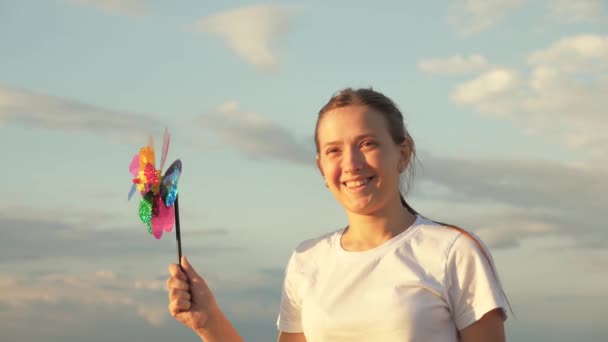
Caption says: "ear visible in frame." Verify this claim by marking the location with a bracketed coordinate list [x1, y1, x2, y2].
[398, 139, 412, 172]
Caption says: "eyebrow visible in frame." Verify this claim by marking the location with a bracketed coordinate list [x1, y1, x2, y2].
[321, 133, 379, 148]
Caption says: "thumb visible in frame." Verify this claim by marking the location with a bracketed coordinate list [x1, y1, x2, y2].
[181, 256, 202, 281]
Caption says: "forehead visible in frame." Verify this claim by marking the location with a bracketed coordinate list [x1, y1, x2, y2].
[316, 105, 389, 142]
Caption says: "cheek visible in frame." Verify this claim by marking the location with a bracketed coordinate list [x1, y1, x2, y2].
[327, 165, 343, 183]
[367, 151, 392, 170]
[372, 153, 400, 178]
[320, 159, 340, 181]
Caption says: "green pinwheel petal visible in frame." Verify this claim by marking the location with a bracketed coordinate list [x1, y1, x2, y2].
[139, 192, 154, 234]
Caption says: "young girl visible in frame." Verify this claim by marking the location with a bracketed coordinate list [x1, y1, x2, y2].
[166, 88, 510, 342]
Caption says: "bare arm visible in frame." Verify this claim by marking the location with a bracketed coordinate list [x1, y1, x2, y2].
[278, 331, 307, 342]
[167, 258, 246, 342]
[459, 308, 506, 342]
[192, 305, 246, 342]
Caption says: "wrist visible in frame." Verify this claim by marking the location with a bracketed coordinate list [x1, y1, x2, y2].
[194, 302, 222, 336]
[193, 301, 245, 342]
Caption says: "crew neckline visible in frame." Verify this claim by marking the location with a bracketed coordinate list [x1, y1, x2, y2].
[334, 214, 424, 258]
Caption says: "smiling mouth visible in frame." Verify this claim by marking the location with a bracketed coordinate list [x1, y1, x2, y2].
[342, 176, 375, 189]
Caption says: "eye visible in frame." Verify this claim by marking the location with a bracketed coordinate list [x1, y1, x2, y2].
[361, 140, 377, 148]
[326, 147, 340, 154]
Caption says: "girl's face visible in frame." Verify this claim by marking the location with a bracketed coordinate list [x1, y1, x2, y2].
[316, 105, 409, 215]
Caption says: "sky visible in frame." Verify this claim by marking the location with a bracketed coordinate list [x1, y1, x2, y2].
[1, 0, 607, 341]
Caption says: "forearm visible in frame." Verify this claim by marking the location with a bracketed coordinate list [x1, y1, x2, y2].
[195, 305, 246, 342]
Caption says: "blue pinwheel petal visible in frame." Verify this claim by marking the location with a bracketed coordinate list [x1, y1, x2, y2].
[128, 183, 137, 201]
[161, 159, 182, 207]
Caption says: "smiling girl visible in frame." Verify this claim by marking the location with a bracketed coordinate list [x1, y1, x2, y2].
[167, 87, 510, 342]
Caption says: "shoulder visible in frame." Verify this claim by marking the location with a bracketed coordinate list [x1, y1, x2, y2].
[285, 228, 342, 271]
[430, 222, 509, 330]
[408, 216, 468, 257]
[413, 216, 491, 257]
[294, 229, 340, 254]
[439, 222, 496, 270]
[407, 216, 499, 280]
[293, 228, 341, 256]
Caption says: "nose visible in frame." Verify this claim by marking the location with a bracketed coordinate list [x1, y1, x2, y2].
[342, 146, 365, 173]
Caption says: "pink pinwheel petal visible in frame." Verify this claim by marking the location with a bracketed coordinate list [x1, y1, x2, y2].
[150, 197, 163, 239]
[129, 154, 139, 176]
[151, 198, 174, 239]
[162, 205, 175, 233]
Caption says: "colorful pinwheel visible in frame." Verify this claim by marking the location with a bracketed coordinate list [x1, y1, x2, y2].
[128, 128, 182, 243]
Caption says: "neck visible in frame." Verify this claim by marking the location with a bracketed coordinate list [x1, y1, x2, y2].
[342, 196, 417, 250]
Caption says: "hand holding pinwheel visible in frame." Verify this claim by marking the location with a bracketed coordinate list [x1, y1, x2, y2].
[128, 128, 184, 265]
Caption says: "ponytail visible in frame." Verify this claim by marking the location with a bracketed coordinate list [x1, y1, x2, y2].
[399, 193, 418, 216]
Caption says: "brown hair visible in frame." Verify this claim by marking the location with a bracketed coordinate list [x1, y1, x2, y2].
[314, 87, 514, 318]
[314, 87, 419, 215]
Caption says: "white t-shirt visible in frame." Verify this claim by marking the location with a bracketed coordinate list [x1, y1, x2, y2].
[276, 215, 508, 342]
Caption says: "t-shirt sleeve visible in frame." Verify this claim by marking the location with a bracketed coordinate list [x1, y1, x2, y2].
[276, 250, 304, 333]
[445, 232, 509, 331]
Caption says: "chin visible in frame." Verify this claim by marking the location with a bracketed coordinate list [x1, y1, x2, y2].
[342, 197, 383, 215]
[341, 189, 399, 215]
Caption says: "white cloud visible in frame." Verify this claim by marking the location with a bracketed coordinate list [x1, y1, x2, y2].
[0, 265, 286, 342]
[451, 67, 521, 104]
[68, 0, 148, 16]
[189, 4, 297, 71]
[449, 0, 527, 35]
[528, 34, 608, 73]
[0, 85, 164, 145]
[416, 152, 608, 249]
[185, 100, 608, 249]
[450, 34, 608, 159]
[548, 0, 606, 23]
[0, 204, 233, 262]
[468, 214, 554, 249]
[0, 270, 168, 326]
[194, 101, 314, 164]
[418, 54, 490, 75]
[181, 95, 607, 249]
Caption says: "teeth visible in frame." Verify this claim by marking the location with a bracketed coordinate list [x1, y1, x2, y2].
[345, 179, 370, 188]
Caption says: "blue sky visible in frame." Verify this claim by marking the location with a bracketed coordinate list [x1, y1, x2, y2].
[1, 0, 607, 341]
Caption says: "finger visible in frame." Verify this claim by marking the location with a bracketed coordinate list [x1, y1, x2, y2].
[181, 256, 202, 281]
[168, 298, 191, 315]
[168, 288, 191, 302]
[168, 263, 187, 281]
[166, 277, 190, 291]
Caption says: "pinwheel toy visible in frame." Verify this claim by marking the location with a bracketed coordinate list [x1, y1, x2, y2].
[128, 128, 183, 265]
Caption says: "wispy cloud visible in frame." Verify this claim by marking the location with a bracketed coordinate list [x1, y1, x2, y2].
[0, 85, 165, 145]
[449, 34, 608, 160]
[0, 205, 233, 262]
[417, 152, 607, 249]
[527, 34, 608, 73]
[448, 0, 527, 35]
[418, 54, 490, 75]
[189, 4, 298, 71]
[448, 1, 605, 35]
[68, 0, 149, 16]
[0, 270, 167, 326]
[184, 101, 608, 249]
[0, 264, 285, 341]
[451, 67, 522, 104]
[185, 99, 608, 249]
[548, 0, 606, 23]
[193, 101, 314, 165]
[0, 200, 281, 338]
